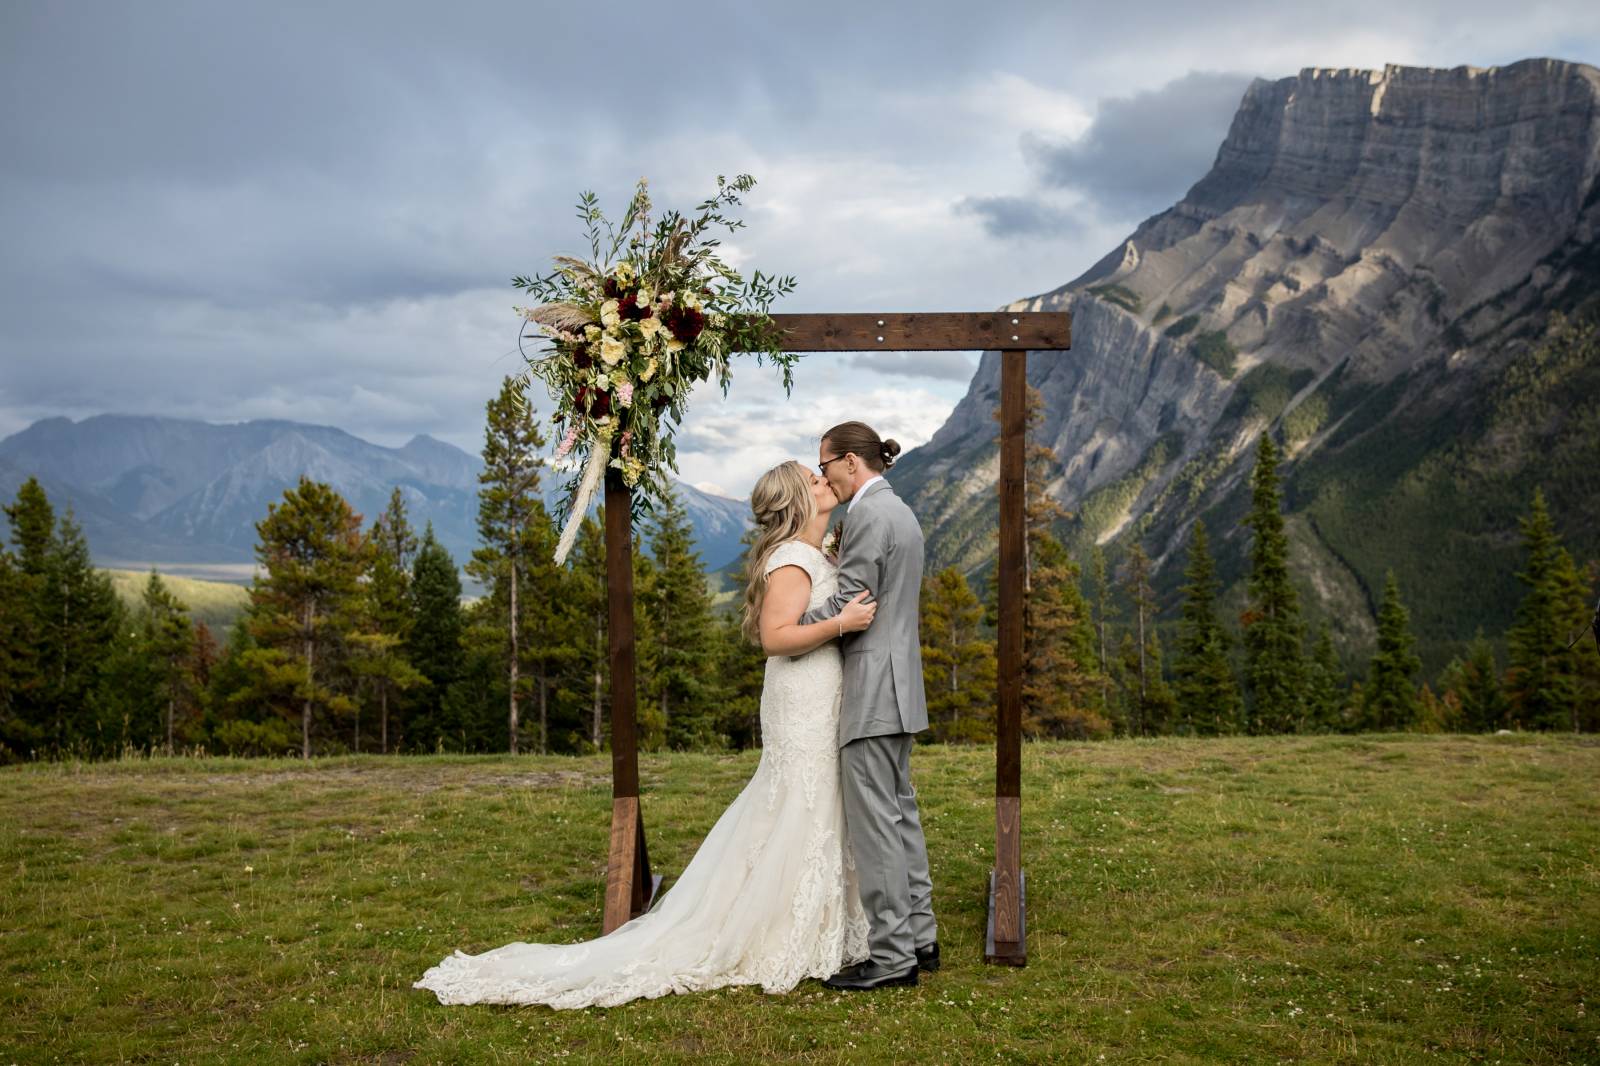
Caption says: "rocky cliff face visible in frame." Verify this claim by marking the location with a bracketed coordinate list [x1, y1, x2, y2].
[891, 58, 1600, 667]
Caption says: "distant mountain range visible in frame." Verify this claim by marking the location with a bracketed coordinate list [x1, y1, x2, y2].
[890, 58, 1600, 672]
[0, 414, 752, 581]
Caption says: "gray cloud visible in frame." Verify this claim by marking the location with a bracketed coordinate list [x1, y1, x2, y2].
[952, 195, 1084, 239]
[4, 1, 1599, 496]
[1022, 71, 1259, 220]
[849, 352, 979, 382]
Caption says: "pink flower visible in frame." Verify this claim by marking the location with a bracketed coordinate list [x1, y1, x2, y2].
[554, 425, 579, 460]
[616, 381, 635, 407]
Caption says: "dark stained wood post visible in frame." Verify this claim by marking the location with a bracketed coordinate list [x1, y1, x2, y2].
[987, 348, 1027, 966]
[601, 470, 661, 934]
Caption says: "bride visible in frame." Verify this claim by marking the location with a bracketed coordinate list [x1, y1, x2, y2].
[413, 460, 876, 1008]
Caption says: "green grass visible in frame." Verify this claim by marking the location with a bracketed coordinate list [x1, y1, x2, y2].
[3, 735, 1597, 1064]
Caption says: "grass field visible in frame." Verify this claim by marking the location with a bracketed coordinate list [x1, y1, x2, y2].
[2, 735, 1596, 1064]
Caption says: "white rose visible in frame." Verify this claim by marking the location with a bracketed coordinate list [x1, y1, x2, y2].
[601, 334, 628, 366]
[664, 337, 686, 355]
[600, 299, 621, 329]
[639, 316, 663, 342]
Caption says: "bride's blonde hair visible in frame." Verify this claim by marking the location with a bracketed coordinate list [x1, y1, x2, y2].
[740, 460, 819, 646]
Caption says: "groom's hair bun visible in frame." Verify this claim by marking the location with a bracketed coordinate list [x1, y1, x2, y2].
[822, 421, 897, 474]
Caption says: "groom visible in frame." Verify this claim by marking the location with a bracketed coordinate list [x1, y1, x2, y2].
[805, 420, 938, 991]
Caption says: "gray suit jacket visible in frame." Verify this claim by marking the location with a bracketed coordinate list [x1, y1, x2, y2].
[802, 478, 929, 746]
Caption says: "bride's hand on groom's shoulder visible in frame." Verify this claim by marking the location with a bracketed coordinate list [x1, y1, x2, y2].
[839, 590, 877, 634]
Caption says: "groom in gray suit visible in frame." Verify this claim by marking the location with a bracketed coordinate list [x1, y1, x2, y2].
[804, 421, 938, 990]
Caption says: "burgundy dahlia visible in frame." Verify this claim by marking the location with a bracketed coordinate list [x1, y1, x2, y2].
[664, 304, 705, 343]
[589, 389, 612, 418]
[572, 344, 594, 370]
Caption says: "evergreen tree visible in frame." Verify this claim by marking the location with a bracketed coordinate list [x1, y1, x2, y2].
[139, 570, 197, 752]
[249, 477, 368, 758]
[360, 489, 424, 753]
[407, 523, 464, 752]
[714, 528, 767, 751]
[1242, 434, 1304, 733]
[560, 515, 610, 752]
[1023, 536, 1108, 739]
[1121, 542, 1177, 735]
[637, 487, 721, 749]
[1174, 521, 1241, 735]
[1550, 551, 1600, 732]
[0, 545, 38, 759]
[1304, 624, 1347, 732]
[1451, 631, 1511, 732]
[467, 377, 553, 753]
[1505, 489, 1580, 730]
[1088, 544, 1113, 721]
[206, 622, 294, 755]
[920, 566, 996, 743]
[1363, 571, 1423, 730]
[45, 507, 124, 754]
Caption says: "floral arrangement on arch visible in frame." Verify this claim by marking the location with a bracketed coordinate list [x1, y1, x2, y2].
[513, 174, 798, 565]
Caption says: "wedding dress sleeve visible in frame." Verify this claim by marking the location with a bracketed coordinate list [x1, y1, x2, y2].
[763, 540, 819, 584]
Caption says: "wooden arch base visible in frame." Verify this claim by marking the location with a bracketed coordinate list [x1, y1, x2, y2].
[596, 311, 1071, 961]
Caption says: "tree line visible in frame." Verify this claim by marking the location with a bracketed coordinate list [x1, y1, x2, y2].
[1, 378, 1595, 762]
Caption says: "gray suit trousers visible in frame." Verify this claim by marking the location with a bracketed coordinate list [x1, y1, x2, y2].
[840, 733, 937, 970]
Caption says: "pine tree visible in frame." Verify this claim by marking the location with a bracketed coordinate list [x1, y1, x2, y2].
[467, 377, 552, 754]
[1004, 384, 1106, 738]
[639, 488, 720, 749]
[1243, 434, 1304, 733]
[1174, 521, 1240, 735]
[1505, 489, 1579, 730]
[1550, 551, 1600, 732]
[45, 507, 124, 755]
[715, 528, 767, 751]
[1088, 544, 1113, 720]
[920, 566, 996, 743]
[139, 570, 196, 752]
[1363, 571, 1423, 731]
[563, 515, 610, 751]
[1304, 624, 1347, 732]
[249, 477, 369, 758]
[205, 622, 294, 755]
[1121, 542, 1177, 735]
[361, 489, 424, 753]
[1453, 631, 1510, 732]
[0, 543, 38, 759]
[407, 522, 464, 752]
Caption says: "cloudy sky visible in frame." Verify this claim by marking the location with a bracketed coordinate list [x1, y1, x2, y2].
[4, 1, 1598, 498]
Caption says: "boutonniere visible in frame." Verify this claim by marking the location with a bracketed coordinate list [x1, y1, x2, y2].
[822, 523, 842, 563]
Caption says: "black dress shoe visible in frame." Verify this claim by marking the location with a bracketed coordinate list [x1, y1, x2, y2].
[916, 941, 940, 972]
[822, 961, 918, 991]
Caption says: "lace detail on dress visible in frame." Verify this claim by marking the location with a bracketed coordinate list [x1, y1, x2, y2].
[413, 538, 868, 1009]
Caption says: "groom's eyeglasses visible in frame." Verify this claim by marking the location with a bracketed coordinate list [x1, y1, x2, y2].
[817, 455, 848, 475]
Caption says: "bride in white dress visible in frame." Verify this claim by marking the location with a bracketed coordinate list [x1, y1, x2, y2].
[414, 460, 876, 1008]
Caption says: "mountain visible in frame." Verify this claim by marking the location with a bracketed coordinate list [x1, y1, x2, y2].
[0, 414, 752, 579]
[891, 58, 1600, 673]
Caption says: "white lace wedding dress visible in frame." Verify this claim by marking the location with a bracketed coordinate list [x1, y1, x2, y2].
[413, 539, 870, 1008]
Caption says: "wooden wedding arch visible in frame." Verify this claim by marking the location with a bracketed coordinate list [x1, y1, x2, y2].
[597, 310, 1071, 967]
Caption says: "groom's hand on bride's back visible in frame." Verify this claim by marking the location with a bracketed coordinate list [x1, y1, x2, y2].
[839, 590, 877, 633]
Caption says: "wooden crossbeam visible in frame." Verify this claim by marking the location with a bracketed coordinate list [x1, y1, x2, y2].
[767, 311, 1069, 352]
